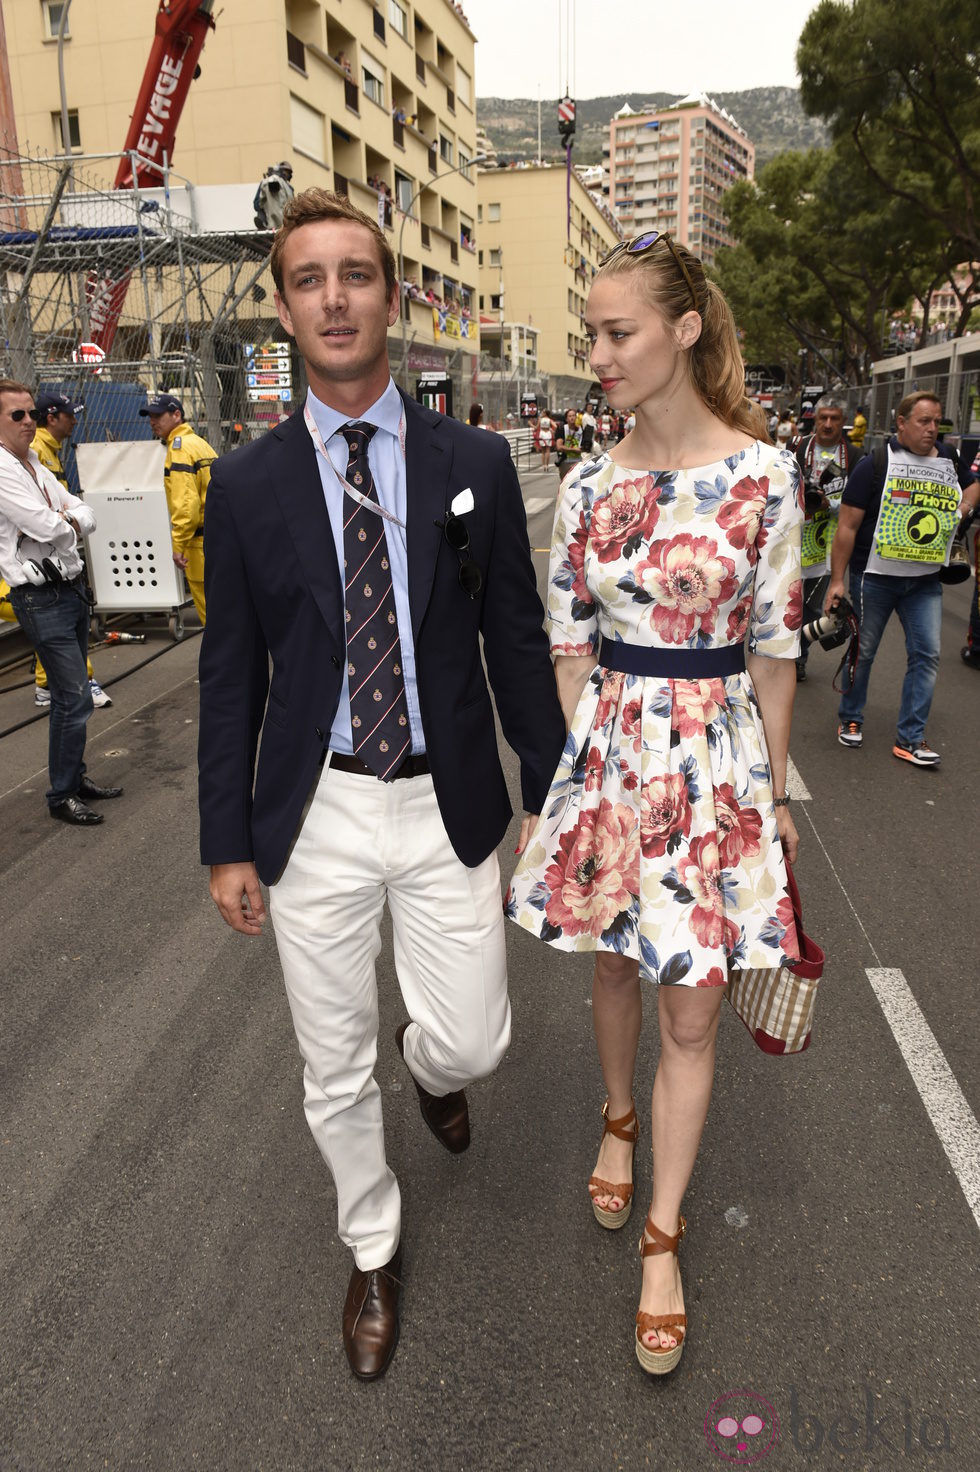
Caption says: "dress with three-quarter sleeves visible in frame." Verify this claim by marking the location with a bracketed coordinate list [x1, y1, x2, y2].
[505, 442, 805, 987]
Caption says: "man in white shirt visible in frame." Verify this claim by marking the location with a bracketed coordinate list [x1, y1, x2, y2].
[0, 380, 122, 824]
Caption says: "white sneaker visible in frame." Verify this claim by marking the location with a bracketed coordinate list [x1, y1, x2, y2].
[89, 679, 112, 708]
[34, 685, 51, 707]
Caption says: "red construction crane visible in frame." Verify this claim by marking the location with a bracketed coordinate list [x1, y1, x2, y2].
[87, 0, 216, 351]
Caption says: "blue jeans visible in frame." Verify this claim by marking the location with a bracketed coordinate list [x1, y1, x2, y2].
[838, 570, 942, 747]
[9, 579, 92, 806]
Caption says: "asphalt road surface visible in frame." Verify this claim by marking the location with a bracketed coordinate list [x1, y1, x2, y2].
[2, 463, 978, 1472]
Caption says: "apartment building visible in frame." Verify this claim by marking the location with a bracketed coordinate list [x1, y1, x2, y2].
[604, 92, 754, 266]
[477, 164, 621, 408]
[1, 0, 479, 386]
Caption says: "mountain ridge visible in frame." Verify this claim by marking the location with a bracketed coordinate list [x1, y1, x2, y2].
[477, 87, 828, 169]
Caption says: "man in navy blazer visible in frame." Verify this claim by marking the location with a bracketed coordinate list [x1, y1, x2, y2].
[198, 189, 564, 1379]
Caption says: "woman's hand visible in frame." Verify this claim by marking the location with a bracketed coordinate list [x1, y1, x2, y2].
[514, 813, 539, 856]
[776, 804, 799, 865]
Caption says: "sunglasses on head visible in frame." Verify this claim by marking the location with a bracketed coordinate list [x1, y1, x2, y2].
[442, 512, 483, 600]
[600, 230, 700, 312]
[8, 407, 42, 422]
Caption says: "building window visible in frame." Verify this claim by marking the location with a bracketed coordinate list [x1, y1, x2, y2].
[51, 108, 80, 150]
[362, 54, 385, 107]
[389, 0, 407, 38]
[42, 1, 69, 39]
[490, 293, 502, 310]
[487, 202, 500, 222]
[489, 248, 501, 267]
[478, 250, 483, 265]
[477, 204, 483, 223]
[439, 134, 454, 165]
[457, 66, 472, 108]
[290, 94, 325, 162]
[459, 150, 471, 179]
[394, 170, 414, 214]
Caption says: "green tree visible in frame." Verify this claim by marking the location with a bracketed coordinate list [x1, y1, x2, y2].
[797, 0, 980, 263]
[716, 142, 944, 381]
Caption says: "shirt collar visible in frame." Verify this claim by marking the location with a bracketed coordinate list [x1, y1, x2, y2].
[306, 377, 402, 444]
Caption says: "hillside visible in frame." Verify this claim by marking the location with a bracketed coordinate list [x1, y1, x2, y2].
[477, 87, 828, 169]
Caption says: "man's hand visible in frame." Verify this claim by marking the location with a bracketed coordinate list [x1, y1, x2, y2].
[210, 862, 267, 935]
[173, 551, 188, 569]
[514, 813, 539, 856]
[823, 578, 846, 616]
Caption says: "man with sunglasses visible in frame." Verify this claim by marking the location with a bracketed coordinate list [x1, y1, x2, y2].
[199, 190, 564, 1380]
[0, 380, 122, 824]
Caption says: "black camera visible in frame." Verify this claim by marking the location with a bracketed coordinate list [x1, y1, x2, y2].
[802, 593, 855, 650]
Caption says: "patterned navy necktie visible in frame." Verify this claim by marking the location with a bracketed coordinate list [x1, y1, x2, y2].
[340, 422, 411, 780]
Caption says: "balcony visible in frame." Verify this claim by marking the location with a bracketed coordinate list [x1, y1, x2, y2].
[344, 77, 359, 113]
[393, 119, 404, 149]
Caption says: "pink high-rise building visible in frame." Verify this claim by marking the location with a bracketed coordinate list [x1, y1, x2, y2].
[603, 93, 754, 267]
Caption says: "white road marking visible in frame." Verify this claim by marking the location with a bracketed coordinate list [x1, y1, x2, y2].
[524, 496, 555, 518]
[785, 755, 811, 800]
[794, 770, 980, 1236]
[866, 968, 980, 1234]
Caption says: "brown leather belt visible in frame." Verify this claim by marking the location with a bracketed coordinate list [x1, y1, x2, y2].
[329, 752, 430, 780]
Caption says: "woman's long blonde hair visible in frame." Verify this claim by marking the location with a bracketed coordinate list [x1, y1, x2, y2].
[596, 238, 769, 441]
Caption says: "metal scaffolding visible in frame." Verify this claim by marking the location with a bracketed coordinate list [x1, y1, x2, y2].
[0, 144, 291, 453]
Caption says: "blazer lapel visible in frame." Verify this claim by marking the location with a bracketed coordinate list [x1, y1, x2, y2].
[402, 391, 453, 641]
[270, 410, 345, 649]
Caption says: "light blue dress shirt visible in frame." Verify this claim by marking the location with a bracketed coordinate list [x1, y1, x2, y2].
[306, 377, 425, 756]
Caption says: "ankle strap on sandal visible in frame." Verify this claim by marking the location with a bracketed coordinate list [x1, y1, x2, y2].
[601, 1099, 639, 1142]
[640, 1214, 686, 1257]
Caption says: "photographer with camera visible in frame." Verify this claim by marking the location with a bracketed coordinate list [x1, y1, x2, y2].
[0, 380, 122, 825]
[793, 395, 863, 681]
[825, 391, 980, 767]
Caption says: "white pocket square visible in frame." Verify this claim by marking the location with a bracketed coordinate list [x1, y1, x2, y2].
[450, 488, 474, 516]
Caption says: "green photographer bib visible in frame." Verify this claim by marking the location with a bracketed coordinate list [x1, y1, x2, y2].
[865, 445, 960, 578]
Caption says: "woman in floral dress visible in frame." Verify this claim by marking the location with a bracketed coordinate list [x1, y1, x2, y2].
[506, 232, 803, 1376]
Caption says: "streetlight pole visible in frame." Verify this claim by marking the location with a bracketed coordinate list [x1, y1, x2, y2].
[397, 153, 485, 392]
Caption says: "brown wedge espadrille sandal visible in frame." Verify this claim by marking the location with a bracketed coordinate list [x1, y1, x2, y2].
[635, 1213, 687, 1375]
[587, 1100, 640, 1229]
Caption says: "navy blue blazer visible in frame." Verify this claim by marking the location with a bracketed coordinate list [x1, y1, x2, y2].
[198, 390, 566, 883]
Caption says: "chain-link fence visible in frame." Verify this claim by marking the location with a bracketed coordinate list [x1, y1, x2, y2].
[0, 144, 291, 480]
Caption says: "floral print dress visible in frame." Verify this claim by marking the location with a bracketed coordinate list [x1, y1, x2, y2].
[506, 442, 805, 987]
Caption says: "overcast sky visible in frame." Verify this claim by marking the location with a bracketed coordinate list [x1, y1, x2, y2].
[463, 0, 819, 99]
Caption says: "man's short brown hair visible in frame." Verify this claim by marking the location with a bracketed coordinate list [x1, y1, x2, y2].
[897, 390, 942, 421]
[0, 378, 33, 405]
[270, 188, 397, 300]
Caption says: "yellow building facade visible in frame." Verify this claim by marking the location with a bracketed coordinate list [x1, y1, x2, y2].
[477, 164, 621, 408]
[2, 0, 479, 385]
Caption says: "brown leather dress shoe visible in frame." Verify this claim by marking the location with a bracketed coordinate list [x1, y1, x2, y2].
[395, 1022, 470, 1153]
[342, 1246, 402, 1380]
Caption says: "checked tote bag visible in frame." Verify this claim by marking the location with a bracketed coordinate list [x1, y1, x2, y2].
[726, 863, 824, 1055]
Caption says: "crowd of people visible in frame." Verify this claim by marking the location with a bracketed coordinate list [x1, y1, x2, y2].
[400, 274, 471, 318]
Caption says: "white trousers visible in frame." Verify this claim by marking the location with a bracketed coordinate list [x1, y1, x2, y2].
[269, 758, 511, 1271]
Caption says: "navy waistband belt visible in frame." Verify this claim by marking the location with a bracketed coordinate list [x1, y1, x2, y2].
[597, 637, 746, 678]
